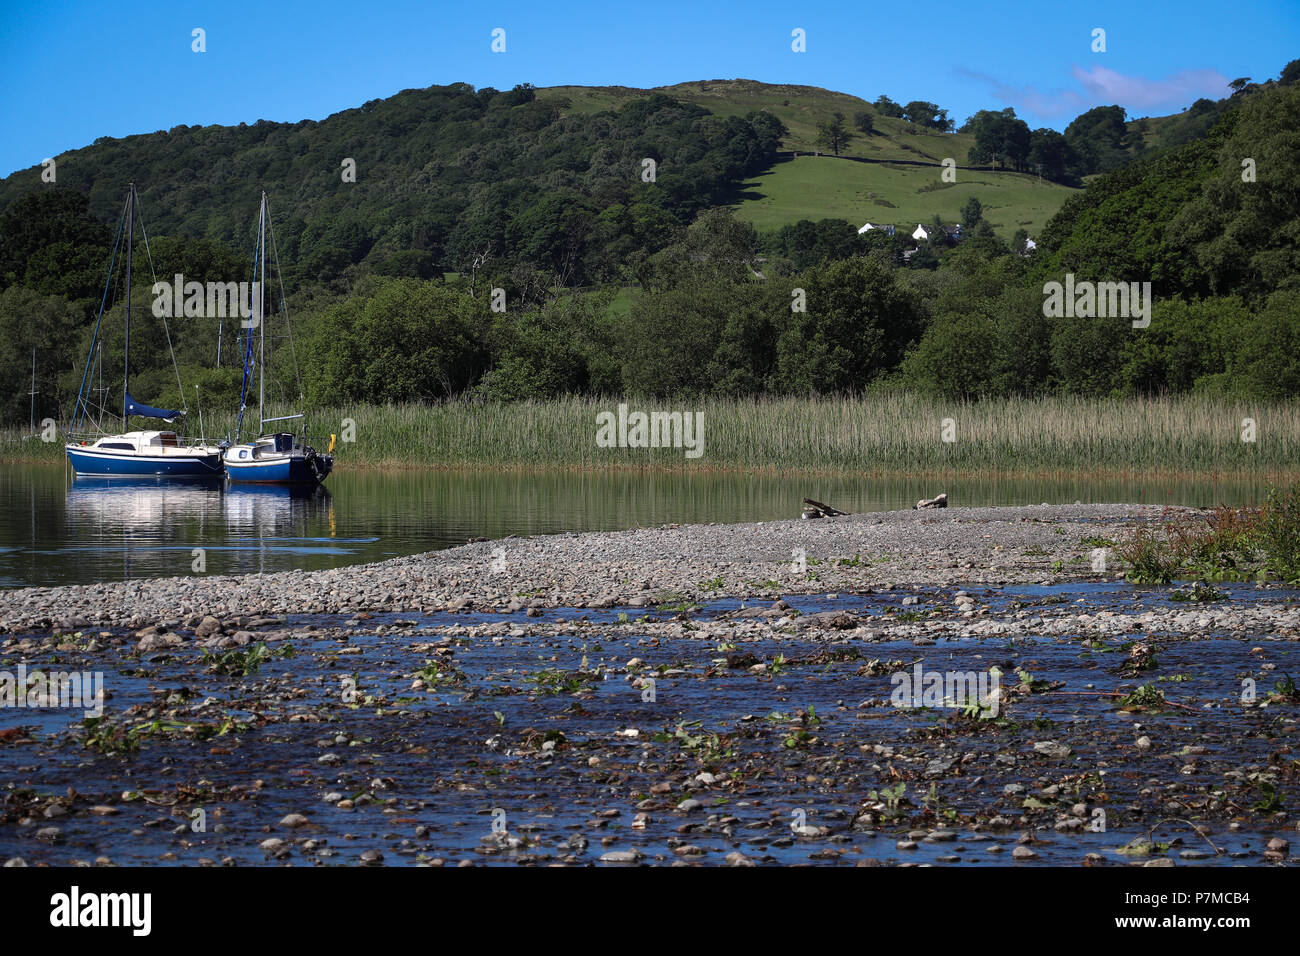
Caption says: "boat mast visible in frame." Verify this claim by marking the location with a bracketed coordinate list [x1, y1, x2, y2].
[258, 192, 266, 434]
[95, 341, 105, 426]
[123, 182, 134, 427]
[28, 348, 36, 434]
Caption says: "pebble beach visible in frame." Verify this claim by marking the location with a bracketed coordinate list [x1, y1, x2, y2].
[2, 504, 1297, 867]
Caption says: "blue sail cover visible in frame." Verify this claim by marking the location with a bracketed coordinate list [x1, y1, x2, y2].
[124, 392, 182, 422]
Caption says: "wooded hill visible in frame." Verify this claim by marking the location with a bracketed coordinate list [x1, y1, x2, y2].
[1, 63, 1297, 425]
[0, 74, 1258, 287]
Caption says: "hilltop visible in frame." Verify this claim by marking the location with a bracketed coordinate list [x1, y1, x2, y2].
[545, 79, 977, 164]
[544, 79, 1076, 237]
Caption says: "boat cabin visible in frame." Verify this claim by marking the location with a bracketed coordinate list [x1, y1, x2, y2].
[89, 431, 182, 452]
[229, 433, 297, 461]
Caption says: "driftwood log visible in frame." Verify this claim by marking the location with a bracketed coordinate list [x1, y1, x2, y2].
[913, 493, 948, 510]
[801, 497, 849, 519]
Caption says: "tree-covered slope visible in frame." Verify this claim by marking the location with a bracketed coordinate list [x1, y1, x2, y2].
[1039, 80, 1300, 302]
[0, 84, 785, 288]
[3, 71, 1297, 425]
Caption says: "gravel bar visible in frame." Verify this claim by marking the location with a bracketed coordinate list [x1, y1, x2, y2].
[1, 504, 1178, 630]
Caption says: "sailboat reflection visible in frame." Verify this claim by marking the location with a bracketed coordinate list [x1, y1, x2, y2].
[221, 482, 334, 532]
[64, 477, 226, 581]
[65, 477, 338, 579]
[66, 477, 226, 532]
[221, 484, 338, 575]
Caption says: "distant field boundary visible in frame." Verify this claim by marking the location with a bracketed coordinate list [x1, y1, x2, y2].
[776, 151, 1052, 179]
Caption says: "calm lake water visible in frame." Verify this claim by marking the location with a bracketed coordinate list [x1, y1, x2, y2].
[0, 461, 1281, 589]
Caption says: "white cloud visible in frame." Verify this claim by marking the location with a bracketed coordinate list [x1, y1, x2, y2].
[1070, 64, 1230, 111]
[958, 65, 1232, 122]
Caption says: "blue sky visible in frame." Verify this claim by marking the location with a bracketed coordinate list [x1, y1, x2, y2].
[2, 0, 1297, 177]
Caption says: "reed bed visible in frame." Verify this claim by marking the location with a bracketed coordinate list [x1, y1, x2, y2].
[3, 393, 1298, 476]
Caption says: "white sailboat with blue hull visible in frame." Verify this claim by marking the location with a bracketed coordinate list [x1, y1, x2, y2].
[224, 192, 334, 485]
[66, 182, 224, 478]
[225, 431, 331, 483]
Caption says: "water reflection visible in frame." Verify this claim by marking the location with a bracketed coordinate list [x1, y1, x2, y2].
[221, 482, 333, 531]
[54, 477, 347, 581]
[0, 461, 1287, 589]
[218, 484, 344, 575]
[65, 477, 226, 532]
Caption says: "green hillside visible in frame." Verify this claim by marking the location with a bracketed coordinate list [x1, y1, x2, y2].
[729, 154, 1074, 237]
[0, 84, 788, 293]
[543, 79, 1077, 238]
[5, 75, 1210, 290]
[544, 79, 978, 164]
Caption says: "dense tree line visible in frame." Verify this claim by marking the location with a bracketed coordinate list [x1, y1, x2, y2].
[2, 66, 1299, 425]
[301, 67, 1300, 407]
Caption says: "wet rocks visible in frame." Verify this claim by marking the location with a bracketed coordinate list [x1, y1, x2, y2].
[599, 849, 643, 863]
[791, 824, 829, 838]
[137, 632, 184, 652]
[195, 616, 224, 638]
[799, 611, 858, 630]
[1033, 741, 1072, 759]
[4, 501, 1298, 869]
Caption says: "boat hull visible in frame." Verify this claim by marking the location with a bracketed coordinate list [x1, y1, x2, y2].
[224, 453, 332, 484]
[66, 445, 225, 478]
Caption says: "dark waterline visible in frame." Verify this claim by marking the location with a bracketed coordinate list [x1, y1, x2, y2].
[0, 462, 1279, 589]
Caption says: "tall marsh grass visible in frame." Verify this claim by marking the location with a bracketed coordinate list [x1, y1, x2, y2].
[3, 393, 1298, 475]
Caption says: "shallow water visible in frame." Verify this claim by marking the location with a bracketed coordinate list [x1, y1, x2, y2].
[2, 582, 1295, 866]
[0, 462, 1282, 588]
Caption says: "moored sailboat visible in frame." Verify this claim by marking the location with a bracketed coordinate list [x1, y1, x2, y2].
[223, 192, 333, 484]
[65, 182, 224, 478]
